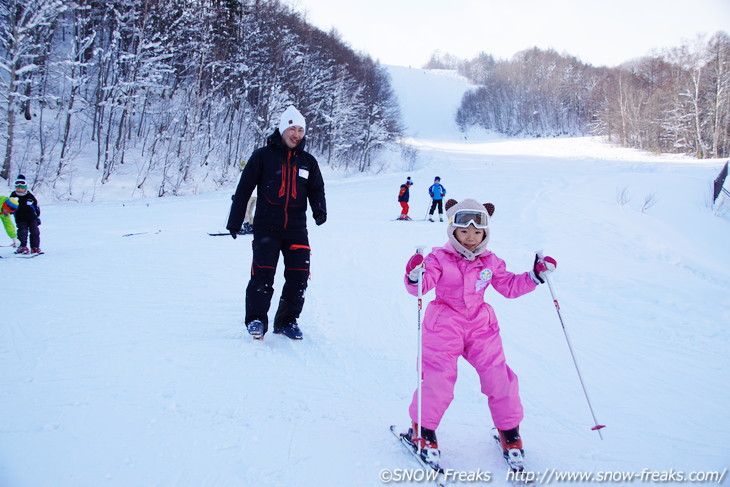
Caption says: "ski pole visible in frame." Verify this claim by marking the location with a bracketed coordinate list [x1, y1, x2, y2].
[537, 251, 606, 439]
[414, 245, 426, 451]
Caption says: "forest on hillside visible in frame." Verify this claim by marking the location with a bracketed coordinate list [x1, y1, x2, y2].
[433, 32, 730, 158]
[1, 0, 402, 197]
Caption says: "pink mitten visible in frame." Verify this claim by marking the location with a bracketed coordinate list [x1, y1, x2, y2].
[406, 253, 425, 282]
[406, 253, 424, 273]
[532, 254, 557, 283]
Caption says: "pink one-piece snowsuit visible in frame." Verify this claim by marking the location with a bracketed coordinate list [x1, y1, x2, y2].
[404, 242, 537, 431]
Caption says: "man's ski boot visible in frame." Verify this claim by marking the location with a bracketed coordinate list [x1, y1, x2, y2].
[498, 426, 525, 472]
[246, 319, 265, 340]
[15, 246, 29, 254]
[274, 321, 303, 340]
[402, 422, 441, 470]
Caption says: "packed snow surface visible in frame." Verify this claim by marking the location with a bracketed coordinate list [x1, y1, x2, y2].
[1, 66, 728, 486]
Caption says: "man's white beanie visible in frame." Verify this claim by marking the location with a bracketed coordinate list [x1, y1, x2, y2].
[278, 105, 306, 136]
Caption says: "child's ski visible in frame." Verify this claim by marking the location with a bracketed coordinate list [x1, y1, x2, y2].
[492, 430, 537, 486]
[3, 252, 44, 258]
[390, 425, 446, 487]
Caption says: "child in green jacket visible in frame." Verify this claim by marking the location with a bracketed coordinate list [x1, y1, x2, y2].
[0, 195, 19, 247]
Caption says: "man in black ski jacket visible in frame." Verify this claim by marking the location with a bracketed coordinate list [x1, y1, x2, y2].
[227, 105, 327, 340]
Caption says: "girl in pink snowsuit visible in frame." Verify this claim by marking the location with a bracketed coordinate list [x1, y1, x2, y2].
[401, 198, 556, 464]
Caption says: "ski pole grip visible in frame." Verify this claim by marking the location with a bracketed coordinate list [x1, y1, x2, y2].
[415, 245, 426, 255]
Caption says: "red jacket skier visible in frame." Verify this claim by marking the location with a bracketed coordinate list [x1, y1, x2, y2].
[397, 177, 414, 220]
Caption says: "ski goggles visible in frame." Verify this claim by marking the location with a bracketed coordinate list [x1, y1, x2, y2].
[450, 209, 489, 229]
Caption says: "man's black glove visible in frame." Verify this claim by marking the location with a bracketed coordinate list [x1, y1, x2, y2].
[229, 229, 238, 239]
[314, 212, 327, 226]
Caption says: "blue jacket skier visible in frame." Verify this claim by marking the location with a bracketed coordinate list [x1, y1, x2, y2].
[428, 177, 447, 221]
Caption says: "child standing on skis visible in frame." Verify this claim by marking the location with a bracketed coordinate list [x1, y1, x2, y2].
[427, 176, 447, 222]
[11, 175, 42, 254]
[397, 177, 414, 220]
[399, 198, 556, 468]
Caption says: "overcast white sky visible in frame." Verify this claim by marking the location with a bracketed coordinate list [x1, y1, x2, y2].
[284, 0, 730, 68]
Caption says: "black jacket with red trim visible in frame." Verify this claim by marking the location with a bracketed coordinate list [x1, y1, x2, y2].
[227, 129, 326, 232]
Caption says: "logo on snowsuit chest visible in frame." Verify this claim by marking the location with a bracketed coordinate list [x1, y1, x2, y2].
[475, 268, 493, 291]
[479, 268, 493, 281]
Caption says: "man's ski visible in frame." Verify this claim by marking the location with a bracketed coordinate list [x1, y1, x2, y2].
[208, 230, 252, 236]
[122, 230, 161, 237]
[390, 425, 446, 487]
[492, 430, 537, 486]
[210, 223, 254, 236]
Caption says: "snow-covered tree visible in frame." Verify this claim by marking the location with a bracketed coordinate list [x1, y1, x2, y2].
[0, 0, 66, 182]
[0, 0, 405, 195]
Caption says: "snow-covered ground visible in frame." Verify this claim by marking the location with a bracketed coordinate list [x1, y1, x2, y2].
[1, 66, 728, 487]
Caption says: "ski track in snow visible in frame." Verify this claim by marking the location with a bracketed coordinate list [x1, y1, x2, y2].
[1, 66, 729, 486]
